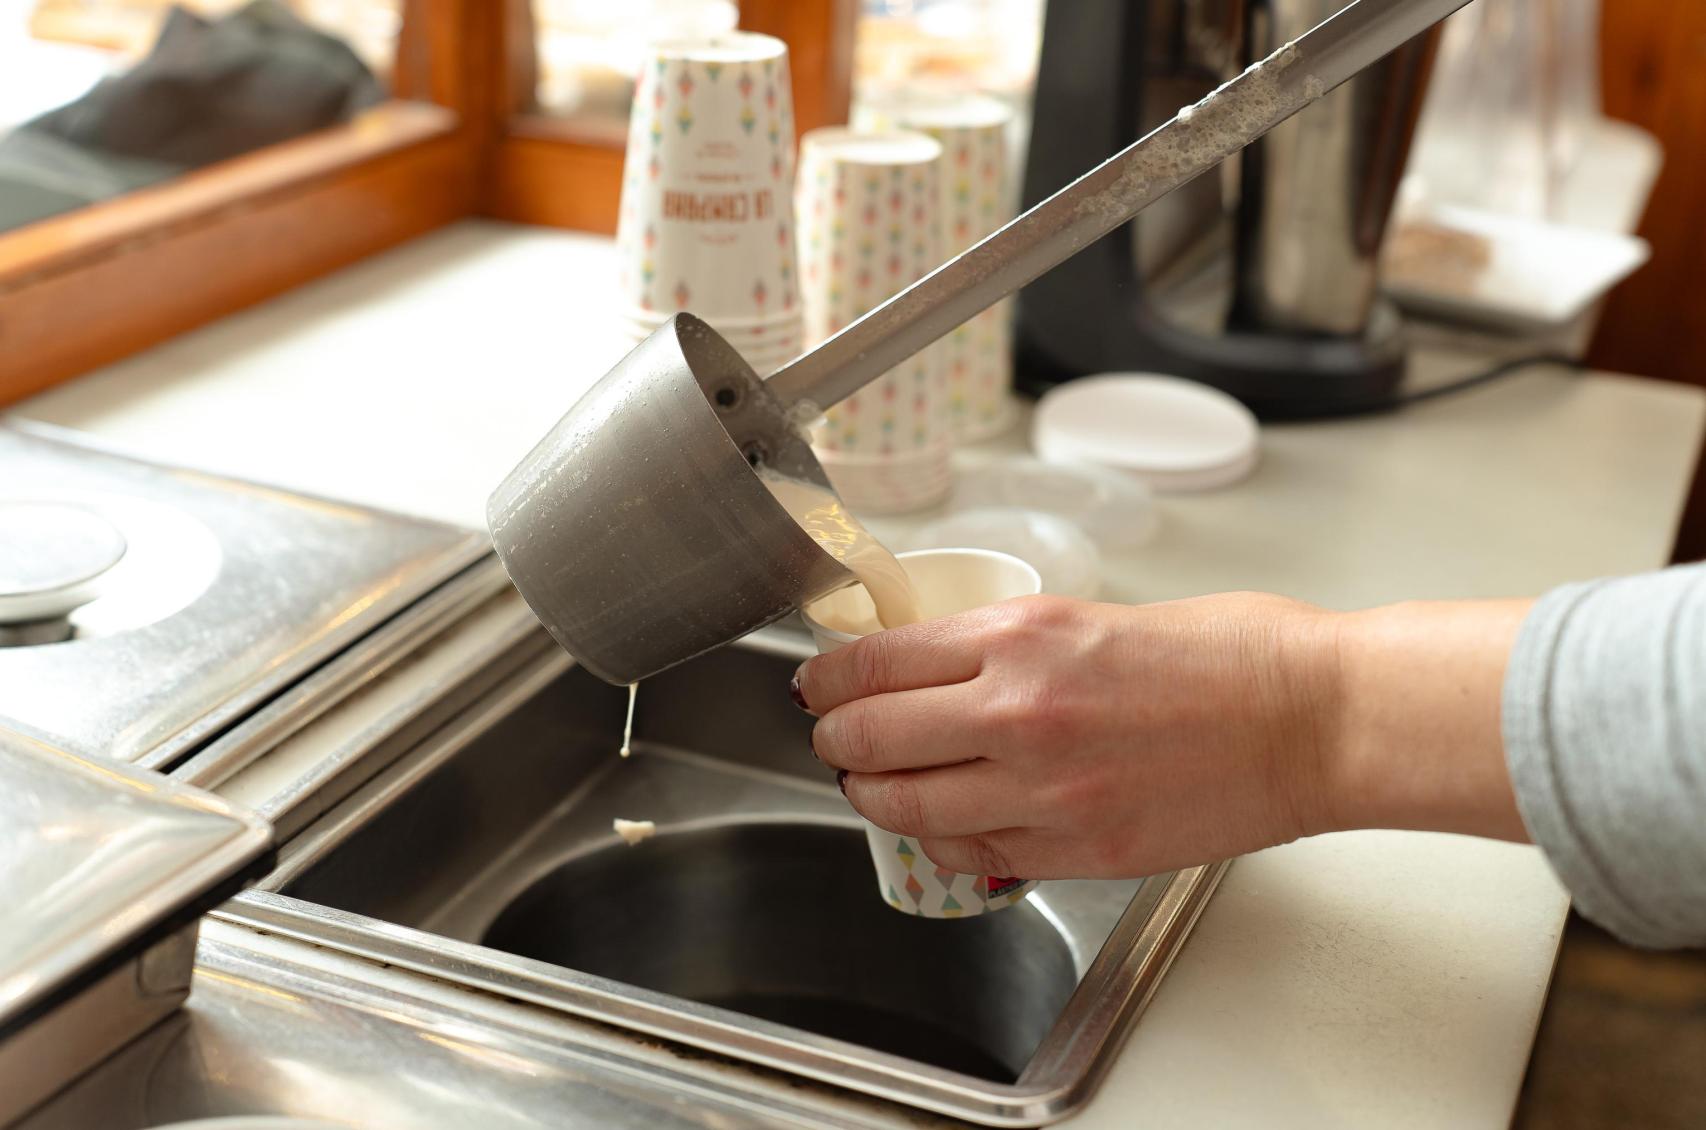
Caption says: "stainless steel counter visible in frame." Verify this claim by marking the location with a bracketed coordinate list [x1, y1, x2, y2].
[0, 423, 486, 771]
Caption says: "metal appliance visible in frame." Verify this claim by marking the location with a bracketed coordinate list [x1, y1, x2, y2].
[1015, 0, 1439, 418]
[0, 421, 488, 769]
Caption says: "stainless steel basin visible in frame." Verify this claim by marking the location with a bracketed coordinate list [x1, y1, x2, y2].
[203, 608, 1225, 1127]
[481, 823, 1079, 1082]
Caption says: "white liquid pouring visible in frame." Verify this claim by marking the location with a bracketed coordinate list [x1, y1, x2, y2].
[763, 475, 923, 630]
[618, 681, 637, 758]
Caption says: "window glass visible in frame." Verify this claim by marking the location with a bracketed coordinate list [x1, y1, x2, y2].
[850, 0, 1045, 197]
[1, 0, 403, 235]
[852, 0, 1044, 105]
[528, 0, 740, 139]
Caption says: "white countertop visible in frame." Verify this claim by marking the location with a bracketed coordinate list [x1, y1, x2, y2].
[20, 220, 1705, 1129]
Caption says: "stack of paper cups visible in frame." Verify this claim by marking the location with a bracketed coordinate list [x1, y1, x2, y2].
[855, 95, 1018, 441]
[615, 32, 802, 374]
[801, 549, 1044, 918]
[796, 128, 950, 514]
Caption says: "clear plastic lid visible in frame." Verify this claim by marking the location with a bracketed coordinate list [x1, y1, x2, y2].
[951, 456, 1160, 549]
[910, 508, 1103, 600]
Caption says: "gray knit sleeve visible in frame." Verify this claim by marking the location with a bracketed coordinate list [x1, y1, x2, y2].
[1502, 562, 1706, 949]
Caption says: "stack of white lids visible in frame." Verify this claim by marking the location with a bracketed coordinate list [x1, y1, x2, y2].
[1033, 373, 1260, 492]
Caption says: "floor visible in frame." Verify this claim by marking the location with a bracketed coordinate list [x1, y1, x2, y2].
[1512, 913, 1706, 1129]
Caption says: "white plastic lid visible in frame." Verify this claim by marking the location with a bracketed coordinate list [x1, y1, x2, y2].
[952, 456, 1159, 549]
[910, 508, 1102, 600]
[1032, 374, 1260, 492]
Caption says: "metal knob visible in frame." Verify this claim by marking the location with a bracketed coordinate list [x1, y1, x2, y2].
[0, 501, 127, 645]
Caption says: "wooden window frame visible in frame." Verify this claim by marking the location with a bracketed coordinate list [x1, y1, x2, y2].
[0, 0, 855, 404]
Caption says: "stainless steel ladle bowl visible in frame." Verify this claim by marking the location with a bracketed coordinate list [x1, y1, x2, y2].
[489, 0, 1474, 685]
[487, 315, 851, 685]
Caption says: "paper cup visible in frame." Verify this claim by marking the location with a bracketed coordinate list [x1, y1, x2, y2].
[814, 446, 953, 516]
[802, 548, 1043, 918]
[620, 308, 801, 336]
[622, 305, 796, 329]
[855, 95, 1018, 442]
[619, 305, 802, 372]
[615, 33, 799, 323]
[796, 128, 951, 514]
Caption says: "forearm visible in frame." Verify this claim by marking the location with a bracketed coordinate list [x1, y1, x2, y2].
[803, 571, 1701, 923]
[1319, 599, 1534, 842]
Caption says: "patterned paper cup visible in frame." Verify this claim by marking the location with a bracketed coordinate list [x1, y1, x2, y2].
[747, 340, 804, 367]
[618, 310, 802, 372]
[855, 95, 1018, 441]
[610, 342, 800, 376]
[740, 348, 803, 377]
[621, 306, 800, 332]
[796, 128, 951, 514]
[813, 446, 953, 515]
[802, 548, 1043, 918]
[616, 32, 799, 323]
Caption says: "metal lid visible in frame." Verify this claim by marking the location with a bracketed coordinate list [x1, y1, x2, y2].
[0, 422, 487, 768]
[0, 731, 272, 1039]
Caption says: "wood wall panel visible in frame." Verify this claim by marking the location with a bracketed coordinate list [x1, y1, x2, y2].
[1587, 0, 1706, 559]
[740, 0, 859, 139]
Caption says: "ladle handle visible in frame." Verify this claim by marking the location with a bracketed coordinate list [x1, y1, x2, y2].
[764, 0, 1467, 413]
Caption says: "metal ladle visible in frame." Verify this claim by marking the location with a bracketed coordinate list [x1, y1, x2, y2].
[489, 0, 1473, 686]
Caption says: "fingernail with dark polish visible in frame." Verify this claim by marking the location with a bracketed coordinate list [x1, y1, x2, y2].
[836, 769, 848, 796]
[788, 669, 809, 712]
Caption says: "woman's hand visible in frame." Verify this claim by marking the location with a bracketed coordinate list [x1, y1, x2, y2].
[793, 592, 1531, 879]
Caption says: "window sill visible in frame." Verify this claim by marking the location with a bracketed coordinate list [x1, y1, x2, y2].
[0, 99, 468, 404]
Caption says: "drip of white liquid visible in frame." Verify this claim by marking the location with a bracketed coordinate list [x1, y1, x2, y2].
[763, 475, 923, 629]
[618, 681, 637, 758]
[613, 818, 655, 845]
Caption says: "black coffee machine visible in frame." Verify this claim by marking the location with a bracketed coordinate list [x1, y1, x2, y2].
[1015, 0, 1437, 418]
